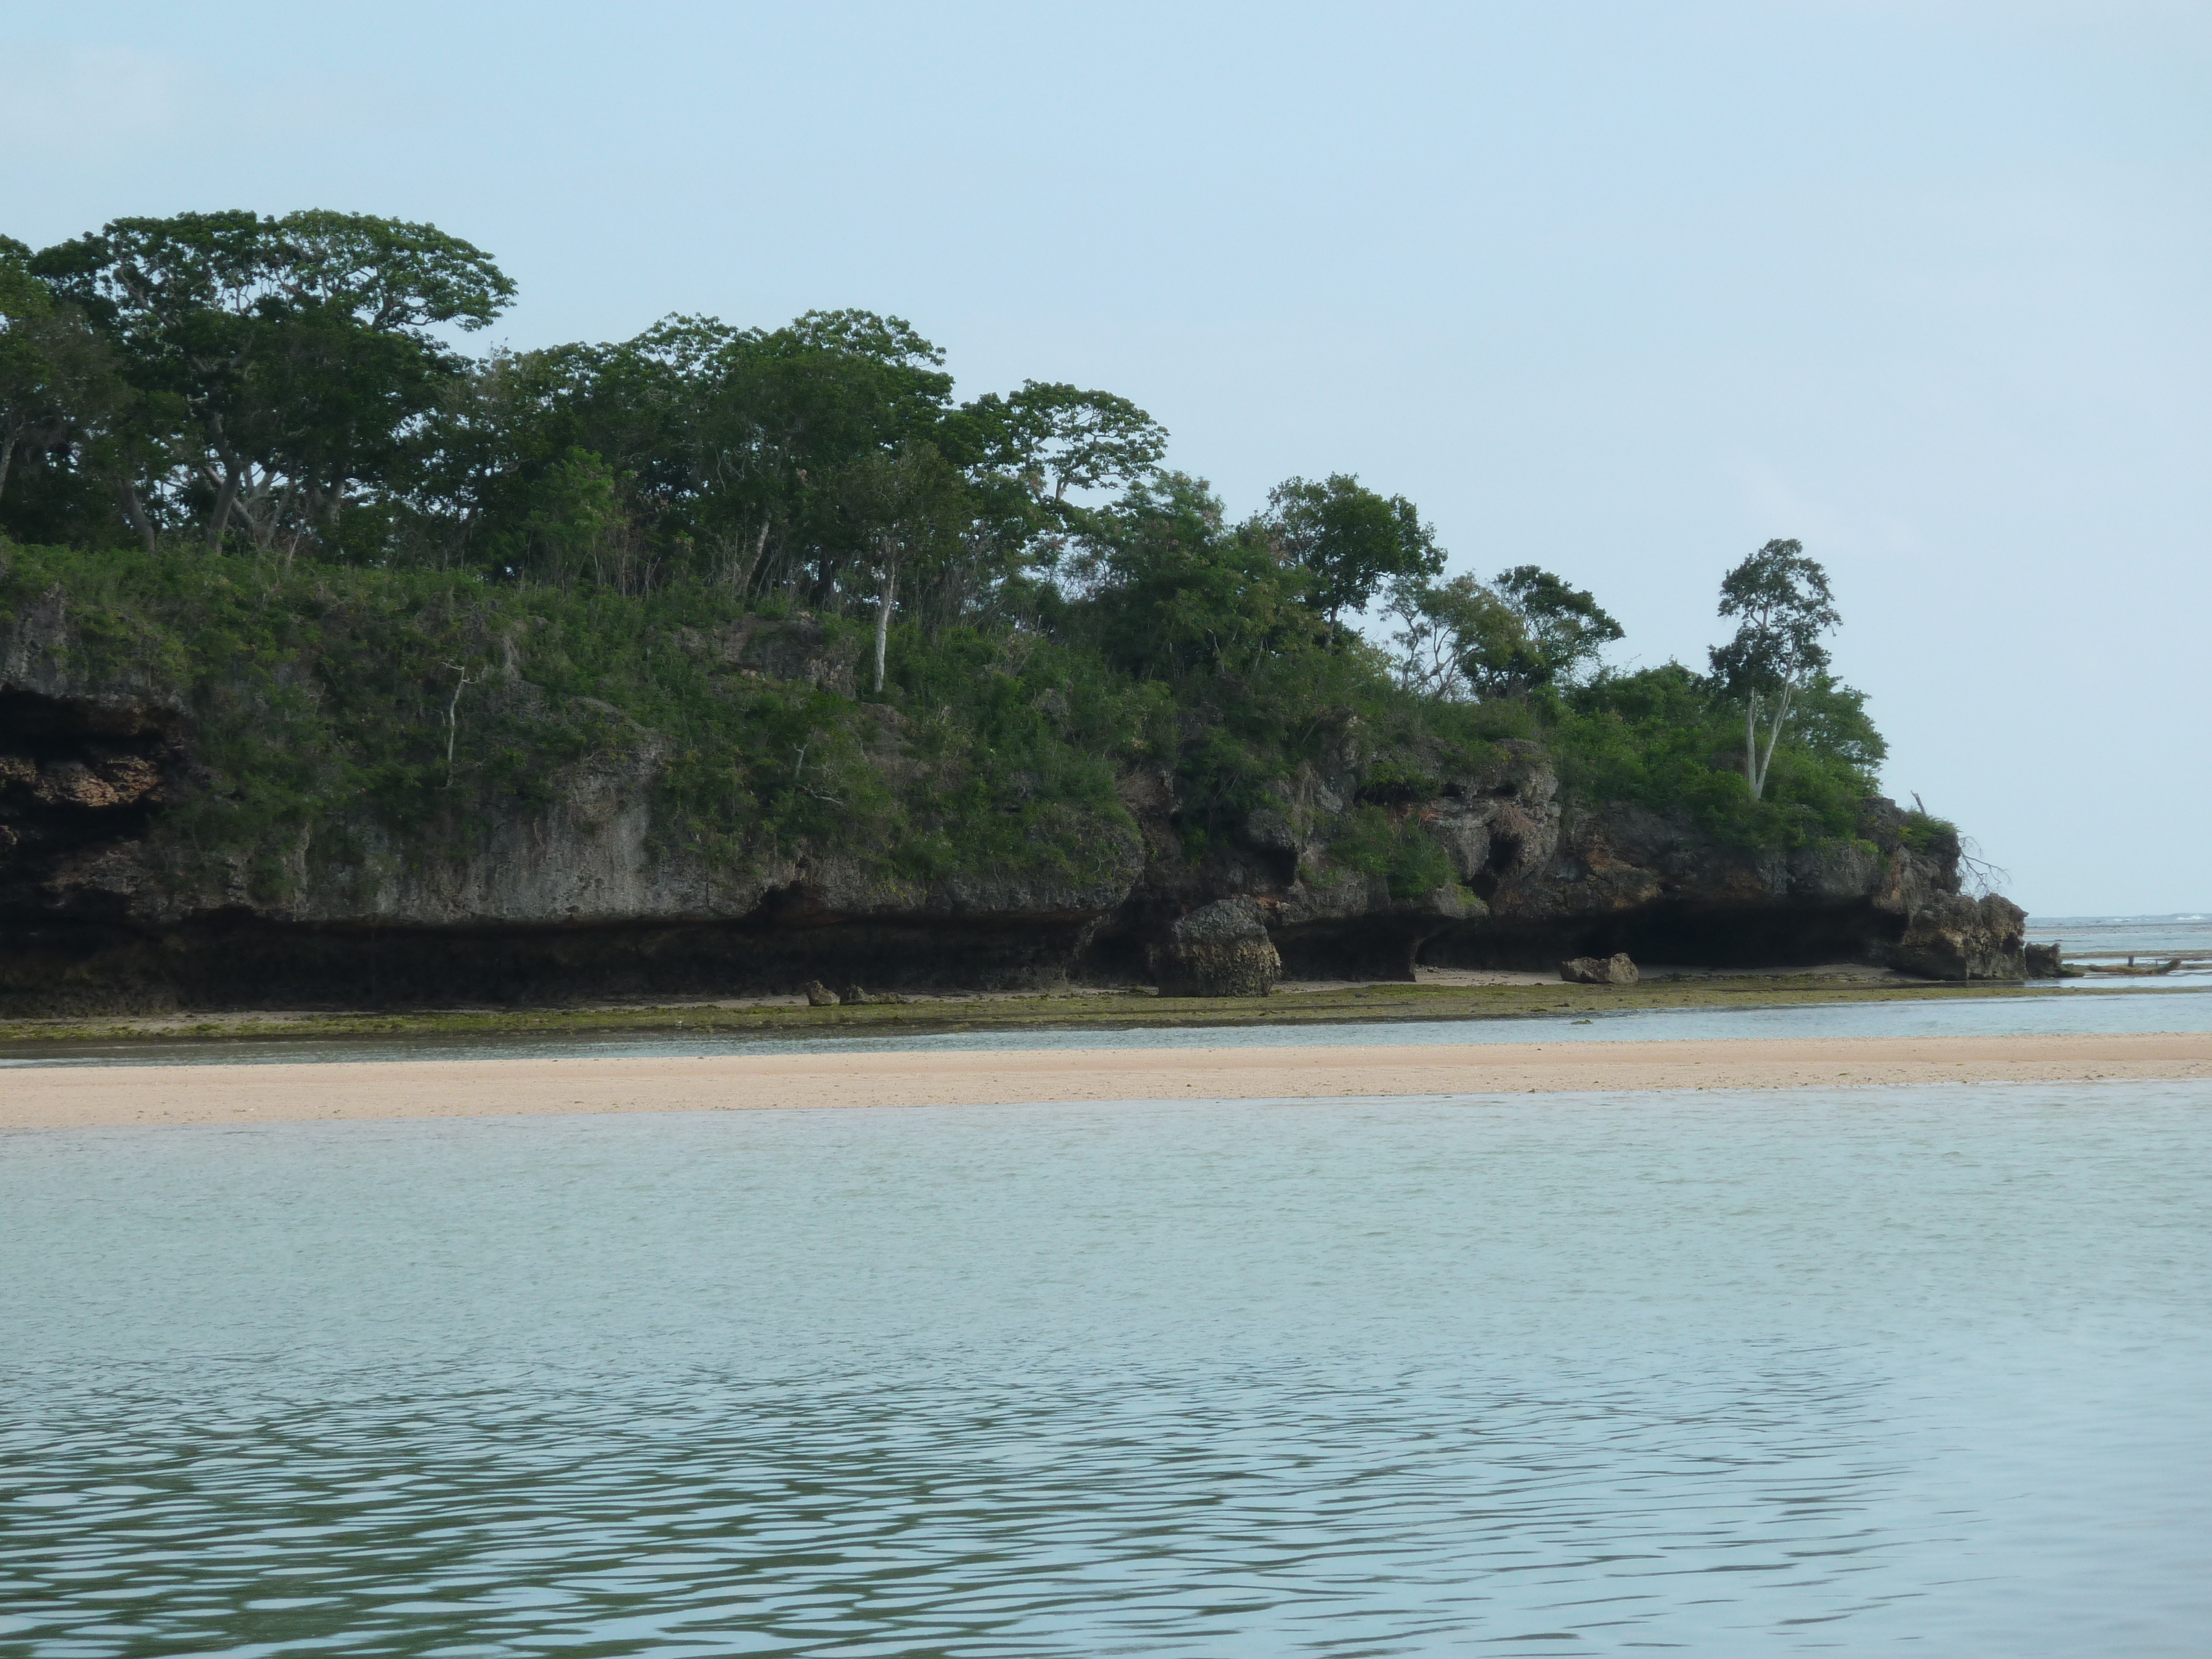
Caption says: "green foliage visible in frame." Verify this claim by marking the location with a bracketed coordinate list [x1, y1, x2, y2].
[1709, 539, 1838, 696]
[1492, 565, 1623, 688]
[958, 381, 1168, 510]
[1258, 472, 1443, 635]
[1708, 538, 1843, 800]
[0, 542, 1157, 896]
[1557, 662, 1880, 848]
[27, 210, 512, 557]
[1899, 809, 1958, 853]
[2, 204, 1908, 881]
[1383, 563, 1621, 701]
[1073, 473, 1321, 680]
[1385, 572, 1532, 699]
[1328, 804, 1459, 900]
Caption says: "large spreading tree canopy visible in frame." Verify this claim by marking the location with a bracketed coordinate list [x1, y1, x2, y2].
[29, 210, 513, 554]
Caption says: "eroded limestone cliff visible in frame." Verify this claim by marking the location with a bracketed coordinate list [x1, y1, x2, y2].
[1, 588, 2022, 1014]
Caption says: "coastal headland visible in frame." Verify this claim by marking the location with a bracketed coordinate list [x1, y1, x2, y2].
[7, 1032, 2209, 1130]
[0, 236, 2019, 1014]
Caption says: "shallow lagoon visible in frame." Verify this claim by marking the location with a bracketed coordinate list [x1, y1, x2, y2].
[5, 1077, 2210, 1655]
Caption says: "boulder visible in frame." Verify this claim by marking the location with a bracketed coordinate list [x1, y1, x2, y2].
[803, 979, 841, 1006]
[1559, 952, 1639, 985]
[1150, 896, 1280, 998]
[1891, 894, 2027, 980]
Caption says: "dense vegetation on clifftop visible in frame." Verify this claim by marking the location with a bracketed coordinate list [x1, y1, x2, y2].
[0, 537, 1888, 911]
[2, 211, 1896, 908]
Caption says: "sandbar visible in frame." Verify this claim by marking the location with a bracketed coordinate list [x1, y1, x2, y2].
[4, 1033, 2210, 1130]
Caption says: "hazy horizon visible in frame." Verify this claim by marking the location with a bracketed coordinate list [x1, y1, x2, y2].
[5, 1, 2204, 914]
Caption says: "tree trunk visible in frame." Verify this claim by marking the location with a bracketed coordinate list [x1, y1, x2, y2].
[114, 481, 159, 556]
[444, 667, 476, 787]
[1753, 680, 1795, 801]
[729, 517, 770, 594]
[872, 558, 899, 695]
[0, 424, 19, 503]
[1744, 698, 1762, 799]
[206, 460, 243, 553]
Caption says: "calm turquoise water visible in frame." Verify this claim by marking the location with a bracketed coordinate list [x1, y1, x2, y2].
[5, 1082, 2210, 1655]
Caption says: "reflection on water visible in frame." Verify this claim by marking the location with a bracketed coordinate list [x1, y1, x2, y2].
[6, 1086, 2211, 1654]
[0, 1359, 1986, 1657]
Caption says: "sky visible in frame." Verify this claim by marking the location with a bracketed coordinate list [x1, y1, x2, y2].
[4, 1, 2206, 915]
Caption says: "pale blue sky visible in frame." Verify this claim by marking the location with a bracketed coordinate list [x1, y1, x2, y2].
[5, 2, 2205, 914]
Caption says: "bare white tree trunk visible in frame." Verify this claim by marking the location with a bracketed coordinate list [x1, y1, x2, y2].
[1753, 680, 1796, 800]
[872, 555, 899, 695]
[443, 663, 478, 787]
[1744, 679, 1802, 800]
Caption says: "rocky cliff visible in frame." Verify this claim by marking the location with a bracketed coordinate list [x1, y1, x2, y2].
[0, 582, 2023, 1014]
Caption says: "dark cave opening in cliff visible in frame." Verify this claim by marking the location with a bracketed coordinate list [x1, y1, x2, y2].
[1468, 832, 1522, 902]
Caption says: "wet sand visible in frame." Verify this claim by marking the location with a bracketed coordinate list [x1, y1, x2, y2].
[5, 1032, 2210, 1130]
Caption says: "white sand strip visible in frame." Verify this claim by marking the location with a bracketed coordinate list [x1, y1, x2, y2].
[3, 1033, 2210, 1130]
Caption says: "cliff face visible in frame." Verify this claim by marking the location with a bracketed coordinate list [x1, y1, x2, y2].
[1084, 738, 2020, 992]
[0, 592, 2022, 1013]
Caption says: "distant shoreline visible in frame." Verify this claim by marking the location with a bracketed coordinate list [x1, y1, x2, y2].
[12, 967, 2206, 1054]
[7, 1032, 2210, 1131]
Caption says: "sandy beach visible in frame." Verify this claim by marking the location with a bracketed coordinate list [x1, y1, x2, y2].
[4, 1032, 2209, 1130]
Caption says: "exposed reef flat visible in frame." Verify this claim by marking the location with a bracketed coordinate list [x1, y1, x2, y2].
[5, 969, 2190, 1052]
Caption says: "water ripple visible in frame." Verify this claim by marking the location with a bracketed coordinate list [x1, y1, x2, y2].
[6, 1086, 2211, 1654]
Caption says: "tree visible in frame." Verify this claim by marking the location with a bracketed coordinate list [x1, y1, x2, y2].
[1383, 564, 1619, 701]
[1708, 538, 1840, 800]
[1384, 573, 1527, 698]
[523, 448, 633, 589]
[0, 236, 60, 503]
[32, 211, 512, 553]
[1077, 473, 1318, 679]
[961, 381, 1167, 509]
[1493, 565, 1622, 687]
[835, 440, 969, 692]
[1260, 473, 1443, 643]
[1, 236, 169, 546]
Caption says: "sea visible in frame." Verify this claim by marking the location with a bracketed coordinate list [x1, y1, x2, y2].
[3, 921, 2210, 1657]
[2030, 912, 2212, 983]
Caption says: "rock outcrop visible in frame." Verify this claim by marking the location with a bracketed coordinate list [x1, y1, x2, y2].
[1560, 953, 1640, 985]
[0, 596, 2025, 1013]
[1891, 893, 2029, 982]
[1149, 898, 1281, 998]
